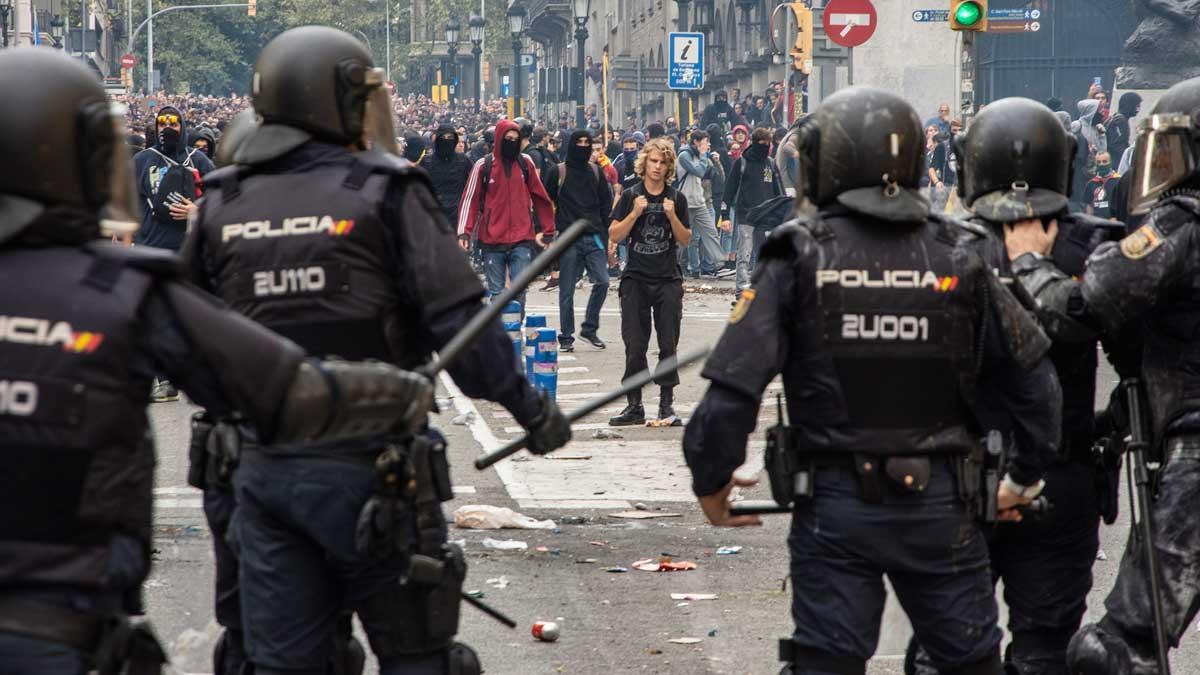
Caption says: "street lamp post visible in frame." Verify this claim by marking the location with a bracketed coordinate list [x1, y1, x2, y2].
[0, 0, 12, 49]
[572, 0, 589, 130]
[50, 14, 65, 48]
[469, 14, 485, 112]
[507, 1, 526, 116]
[673, 0, 690, 122]
[445, 18, 460, 108]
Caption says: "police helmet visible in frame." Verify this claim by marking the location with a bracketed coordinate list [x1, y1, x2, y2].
[795, 87, 928, 222]
[1128, 75, 1200, 216]
[213, 108, 259, 168]
[0, 48, 138, 243]
[252, 26, 385, 145]
[515, 117, 534, 140]
[955, 97, 1076, 222]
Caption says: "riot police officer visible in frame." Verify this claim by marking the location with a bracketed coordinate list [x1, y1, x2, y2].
[906, 98, 1124, 675]
[1005, 76, 1200, 674]
[183, 27, 571, 675]
[681, 87, 1063, 675]
[0, 48, 437, 674]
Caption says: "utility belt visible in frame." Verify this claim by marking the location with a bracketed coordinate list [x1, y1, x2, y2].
[0, 596, 166, 674]
[762, 422, 1050, 523]
[190, 411, 455, 561]
[762, 423, 945, 506]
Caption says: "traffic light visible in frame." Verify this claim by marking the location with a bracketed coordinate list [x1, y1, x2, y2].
[950, 0, 986, 31]
[790, 3, 813, 75]
[247, 0, 256, 16]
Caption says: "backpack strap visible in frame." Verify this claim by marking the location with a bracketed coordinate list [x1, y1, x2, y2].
[478, 155, 494, 214]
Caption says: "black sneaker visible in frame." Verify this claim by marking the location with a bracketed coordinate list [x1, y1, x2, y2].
[559, 342, 575, 353]
[579, 333, 606, 350]
[541, 277, 559, 291]
[608, 404, 646, 426]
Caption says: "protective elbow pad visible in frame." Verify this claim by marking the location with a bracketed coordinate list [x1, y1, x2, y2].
[275, 360, 434, 444]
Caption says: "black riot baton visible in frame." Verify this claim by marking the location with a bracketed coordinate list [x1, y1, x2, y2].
[462, 591, 517, 628]
[1123, 378, 1173, 675]
[474, 347, 711, 470]
[418, 219, 590, 380]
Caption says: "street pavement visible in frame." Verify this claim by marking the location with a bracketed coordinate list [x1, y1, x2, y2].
[143, 279, 1198, 674]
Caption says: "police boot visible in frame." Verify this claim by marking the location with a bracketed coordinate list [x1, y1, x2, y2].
[608, 390, 645, 426]
[1066, 622, 1138, 675]
[656, 387, 682, 427]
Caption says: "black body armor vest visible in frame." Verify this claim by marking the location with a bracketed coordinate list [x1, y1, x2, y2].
[784, 214, 985, 456]
[971, 213, 1118, 457]
[1137, 196, 1200, 442]
[198, 156, 412, 364]
[0, 242, 163, 591]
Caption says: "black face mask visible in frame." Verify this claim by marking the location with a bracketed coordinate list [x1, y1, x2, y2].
[567, 144, 592, 165]
[159, 127, 180, 154]
[500, 138, 520, 160]
[435, 137, 457, 158]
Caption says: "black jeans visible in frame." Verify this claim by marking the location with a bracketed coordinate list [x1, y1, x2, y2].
[204, 487, 248, 675]
[909, 459, 1101, 675]
[788, 460, 1001, 673]
[234, 443, 452, 675]
[618, 277, 683, 390]
[558, 235, 610, 346]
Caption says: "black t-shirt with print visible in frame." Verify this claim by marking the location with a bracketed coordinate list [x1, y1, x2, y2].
[610, 183, 691, 282]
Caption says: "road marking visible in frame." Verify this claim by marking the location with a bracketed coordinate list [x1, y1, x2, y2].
[155, 498, 203, 509]
[557, 378, 602, 387]
[453, 485, 477, 494]
[557, 366, 589, 374]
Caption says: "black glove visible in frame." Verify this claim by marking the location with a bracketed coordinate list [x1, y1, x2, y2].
[525, 391, 571, 455]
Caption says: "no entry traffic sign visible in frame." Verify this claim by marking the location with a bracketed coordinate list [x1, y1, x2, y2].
[120, 53, 136, 69]
[823, 0, 877, 48]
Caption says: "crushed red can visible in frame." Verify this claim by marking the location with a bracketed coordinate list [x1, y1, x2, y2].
[531, 620, 560, 642]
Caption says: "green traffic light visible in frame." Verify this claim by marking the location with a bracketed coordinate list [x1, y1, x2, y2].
[955, 1, 982, 26]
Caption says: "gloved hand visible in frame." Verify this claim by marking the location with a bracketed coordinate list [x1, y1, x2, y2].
[525, 391, 571, 455]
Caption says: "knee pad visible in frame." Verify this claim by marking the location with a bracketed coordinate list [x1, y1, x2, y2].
[1066, 624, 1135, 675]
[446, 643, 480, 675]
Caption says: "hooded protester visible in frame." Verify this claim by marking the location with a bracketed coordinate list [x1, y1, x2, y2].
[1070, 99, 1107, 205]
[420, 124, 474, 224]
[132, 105, 215, 252]
[706, 123, 732, 179]
[700, 90, 735, 133]
[1105, 92, 1142, 171]
[189, 126, 217, 159]
[729, 124, 750, 160]
[1076, 98, 1107, 160]
[457, 118, 556, 311]
[721, 126, 785, 296]
[401, 133, 426, 163]
[543, 129, 614, 351]
[615, 131, 646, 190]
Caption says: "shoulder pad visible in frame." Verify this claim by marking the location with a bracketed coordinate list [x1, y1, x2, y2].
[946, 215, 989, 240]
[1146, 196, 1200, 237]
[199, 164, 245, 190]
[1061, 212, 1126, 245]
[927, 213, 979, 246]
[83, 240, 183, 277]
[350, 149, 422, 176]
[796, 213, 835, 241]
[1159, 192, 1200, 218]
[758, 220, 814, 262]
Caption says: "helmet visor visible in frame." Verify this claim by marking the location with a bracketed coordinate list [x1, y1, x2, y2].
[362, 77, 399, 155]
[1129, 114, 1196, 216]
[101, 103, 140, 237]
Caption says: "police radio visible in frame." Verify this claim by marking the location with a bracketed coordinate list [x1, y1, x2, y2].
[733, 395, 804, 516]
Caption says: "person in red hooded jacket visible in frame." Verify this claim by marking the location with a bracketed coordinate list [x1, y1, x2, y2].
[457, 118, 556, 311]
